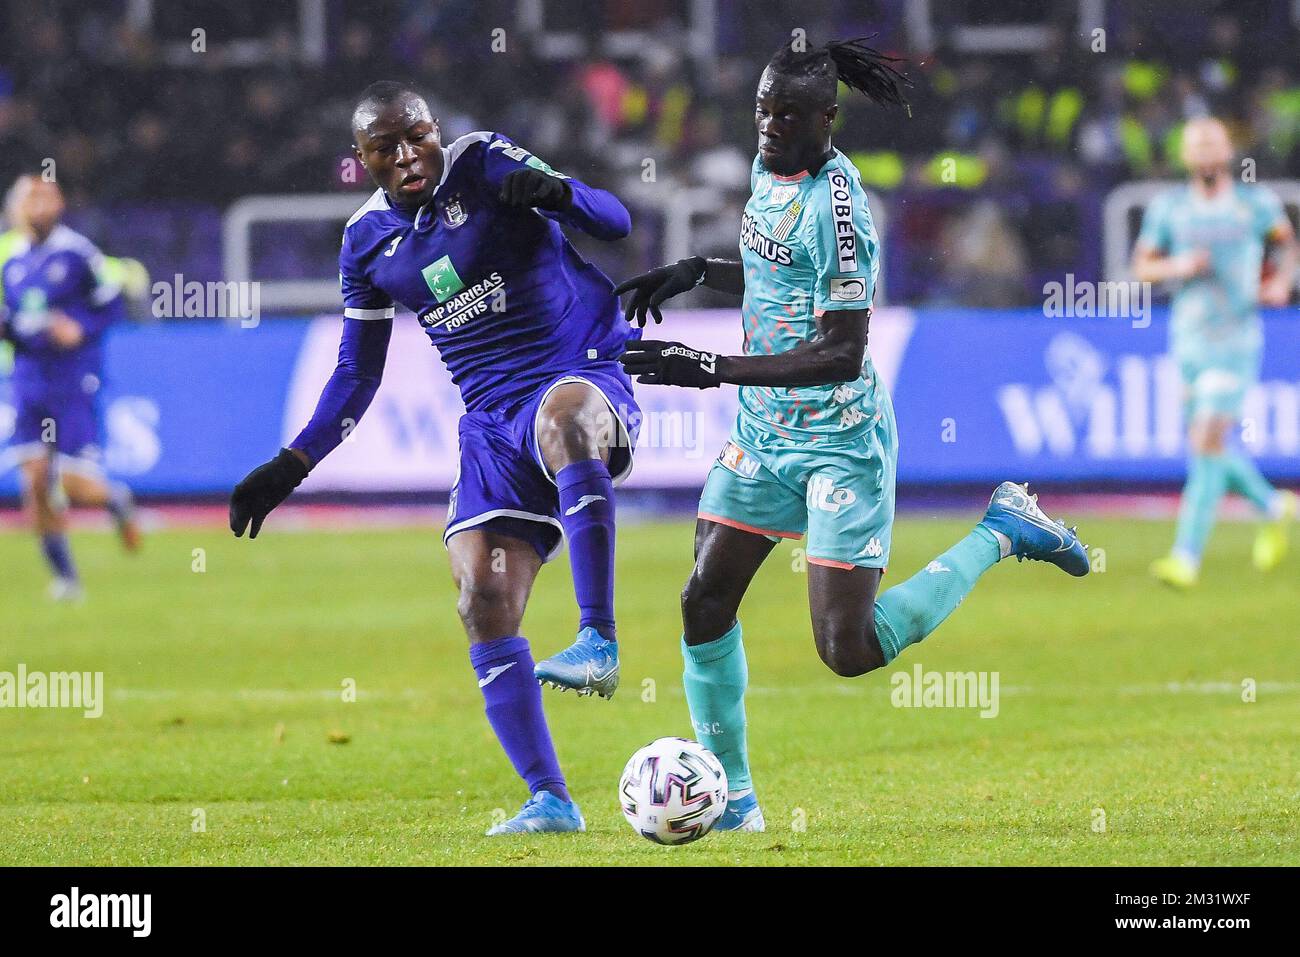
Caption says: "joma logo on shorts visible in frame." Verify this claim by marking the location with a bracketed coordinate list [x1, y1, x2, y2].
[807, 475, 856, 513]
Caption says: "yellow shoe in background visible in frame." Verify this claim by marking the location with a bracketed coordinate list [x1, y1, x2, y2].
[1150, 553, 1199, 589]
[1252, 489, 1297, 572]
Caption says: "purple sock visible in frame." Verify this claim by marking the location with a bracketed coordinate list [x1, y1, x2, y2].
[469, 637, 569, 802]
[556, 460, 616, 640]
[40, 533, 78, 581]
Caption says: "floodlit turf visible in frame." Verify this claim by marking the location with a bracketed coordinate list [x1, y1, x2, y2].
[1, 515, 1296, 866]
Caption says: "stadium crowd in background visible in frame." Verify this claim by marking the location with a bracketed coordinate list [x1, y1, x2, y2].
[0, 0, 1296, 307]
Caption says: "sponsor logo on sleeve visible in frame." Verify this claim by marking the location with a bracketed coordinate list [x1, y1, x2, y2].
[489, 139, 570, 179]
[829, 277, 867, 302]
[828, 170, 857, 272]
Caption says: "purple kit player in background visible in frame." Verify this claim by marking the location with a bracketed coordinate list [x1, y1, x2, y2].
[1, 176, 140, 603]
[229, 82, 640, 834]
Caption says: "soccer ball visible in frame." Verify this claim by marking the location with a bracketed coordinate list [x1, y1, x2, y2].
[618, 737, 728, 845]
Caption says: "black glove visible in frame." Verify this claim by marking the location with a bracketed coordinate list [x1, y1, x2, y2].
[229, 448, 310, 539]
[612, 257, 706, 327]
[498, 168, 572, 212]
[620, 339, 722, 389]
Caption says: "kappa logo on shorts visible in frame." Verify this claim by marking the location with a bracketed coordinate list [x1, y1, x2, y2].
[717, 441, 760, 479]
[807, 474, 856, 514]
[840, 406, 869, 429]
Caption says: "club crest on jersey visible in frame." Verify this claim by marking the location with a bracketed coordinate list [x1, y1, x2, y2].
[771, 199, 803, 242]
[740, 213, 793, 266]
[440, 194, 468, 229]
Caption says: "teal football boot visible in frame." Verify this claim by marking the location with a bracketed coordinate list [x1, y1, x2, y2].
[535, 626, 619, 699]
[486, 791, 586, 836]
[980, 481, 1090, 577]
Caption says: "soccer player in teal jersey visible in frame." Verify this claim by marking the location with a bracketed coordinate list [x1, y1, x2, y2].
[617, 38, 1091, 831]
[1134, 117, 1299, 588]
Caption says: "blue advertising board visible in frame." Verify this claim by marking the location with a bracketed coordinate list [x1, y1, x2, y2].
[2, 308, 1297, 495]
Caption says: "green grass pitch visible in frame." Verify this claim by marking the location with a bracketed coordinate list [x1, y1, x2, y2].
[1, 516, 1296, 865]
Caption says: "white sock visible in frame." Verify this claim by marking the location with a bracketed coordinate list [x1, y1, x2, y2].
[988, 528, 1013, 560]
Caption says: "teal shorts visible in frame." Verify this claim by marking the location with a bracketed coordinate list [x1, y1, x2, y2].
[1177, 346, 1260, 420]
[697, 401, 898, 569]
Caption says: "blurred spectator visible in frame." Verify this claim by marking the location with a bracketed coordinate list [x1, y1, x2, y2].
[0, 0, 1293, 306]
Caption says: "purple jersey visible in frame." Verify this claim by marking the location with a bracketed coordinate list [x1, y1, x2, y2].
[337, 131, 633, 412]
[0, 224, 123, 391]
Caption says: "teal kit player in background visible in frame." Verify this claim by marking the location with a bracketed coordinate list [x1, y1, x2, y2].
[229, 83, 640, 834]
[0, 175, 141, 602]
[1135, 117, 1299, 589]
[617, 38, 1091, 831]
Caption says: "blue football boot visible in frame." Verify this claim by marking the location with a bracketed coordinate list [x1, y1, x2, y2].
[980, 481, 1090, 577]
[534, 627, 619, 699]
[485, 791, 586, 836]
[714, 790, 766, 832]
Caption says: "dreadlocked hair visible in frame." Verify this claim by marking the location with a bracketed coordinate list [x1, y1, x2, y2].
[767, 35, 910, 111]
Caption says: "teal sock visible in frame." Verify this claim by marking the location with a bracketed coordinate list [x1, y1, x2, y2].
[1173, 454, 1228, 562]
[1222, 452, 1276, 515]
[873, 526, 1001, 664]
[681, 621, 750, 793]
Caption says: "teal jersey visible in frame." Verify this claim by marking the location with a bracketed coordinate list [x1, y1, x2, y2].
[1137, 182, 1286, 358]
[737, 149, 884, 442]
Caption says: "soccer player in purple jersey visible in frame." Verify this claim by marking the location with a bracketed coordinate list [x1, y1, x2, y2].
[229, 82, 639, 834]
[1, 176, 141, 602]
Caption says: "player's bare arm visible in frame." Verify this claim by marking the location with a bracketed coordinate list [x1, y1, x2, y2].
[714, 308, 867, 386]
[702, 258, 746, 295]
[619, 309, 867, 389]
[1132, 243, 1211, 283]
[1260, 220, 1298, 306]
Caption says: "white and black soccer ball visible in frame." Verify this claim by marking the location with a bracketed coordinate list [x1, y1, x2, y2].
[618, 737, 728, 845]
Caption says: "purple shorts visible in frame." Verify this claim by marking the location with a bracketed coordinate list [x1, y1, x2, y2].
[443, 364, 639, 561]
[6, 377, 103, 472]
